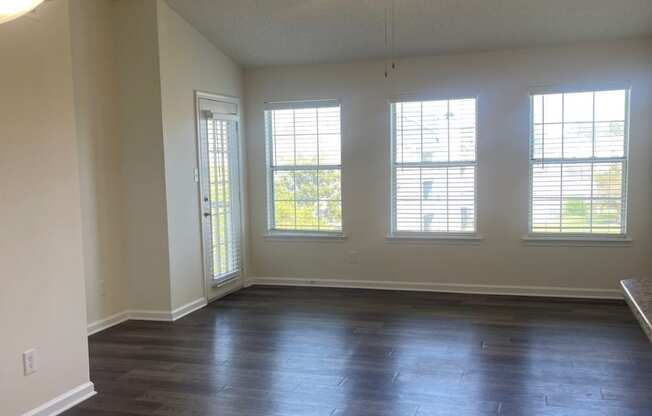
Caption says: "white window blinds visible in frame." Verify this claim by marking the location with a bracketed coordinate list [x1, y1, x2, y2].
[530, 89, 629, 235]
[391, 98, 477, 235]
[265, 102, 342, 234]
[200, 113, 241, 282]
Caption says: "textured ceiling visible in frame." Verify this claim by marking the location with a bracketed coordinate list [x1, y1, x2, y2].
[164, 0, 652, 68]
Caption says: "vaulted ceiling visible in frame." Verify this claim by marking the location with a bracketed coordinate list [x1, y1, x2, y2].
[165, 0, 652, 68]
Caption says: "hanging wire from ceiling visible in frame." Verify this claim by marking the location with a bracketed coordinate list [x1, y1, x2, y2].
[384, 0, 396, 78]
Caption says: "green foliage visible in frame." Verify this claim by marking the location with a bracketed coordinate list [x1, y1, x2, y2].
[273, 169, 341, 231]
[557, 164, 622, 233]
[564, 199, 588, 217]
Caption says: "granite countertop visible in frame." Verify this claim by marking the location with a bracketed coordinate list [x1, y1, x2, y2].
[621, 278, 652, 343]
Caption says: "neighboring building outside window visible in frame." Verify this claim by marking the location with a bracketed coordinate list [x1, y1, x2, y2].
[390, 98, 477, 236]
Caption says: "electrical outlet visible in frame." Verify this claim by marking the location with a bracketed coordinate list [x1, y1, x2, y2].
[23, 349, 38, 375]
[98, 279, 106, 297]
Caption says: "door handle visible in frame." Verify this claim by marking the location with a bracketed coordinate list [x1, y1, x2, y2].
[203, 212, 211, 218]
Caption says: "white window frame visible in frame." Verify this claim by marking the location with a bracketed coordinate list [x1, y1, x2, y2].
[264, 99, 345, 239]
[389, 96, 481, 241]
[526, 85, 631, 242]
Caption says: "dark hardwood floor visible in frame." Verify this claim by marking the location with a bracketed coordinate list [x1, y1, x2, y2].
[64, 286, 652, 416]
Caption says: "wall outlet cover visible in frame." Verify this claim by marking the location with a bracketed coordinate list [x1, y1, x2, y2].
[23, 349, 38, 375]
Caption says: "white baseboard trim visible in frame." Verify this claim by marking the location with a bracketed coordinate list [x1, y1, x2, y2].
[126, 309, 174, 322]
[21, 382, 95, 416]
[87, 297, 208, 335]
[170, 297, 207, 321]
[87, 311, 129, 336]
[247, 277, 623, 299]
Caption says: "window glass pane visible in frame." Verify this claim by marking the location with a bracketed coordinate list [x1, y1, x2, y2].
[447, 166, 475, 232]
[595, 90, 625, 121]
[530, 90, 627, 235]
[591, 199, 622, 234]
[543, 94, 563, 123]
[532, 163, 561, 233]
[396, 199, 421, 231]
[271, 110, 294, 165]
[272, 135, 294, 166]
[273, 171, 294, 201]
[274, 200, 296, 229]
[421, 100, 449, 162]
[318, 170, 341, 201]
[561, 198, 591, 233]
[561, 163, 592, 198]
[449, 99, 476, 162]
[563, 92, 593, 122]
[319, 134, 340, 165]
[421, 168, 448, 232]
[395, 102, 423, 163]
[318, 107, 341, 165]
[563, 122, 593, 159]
[295, 201, 319, 230]
[295, 134, 318, 165]
[542, 124, 563, 159]
[319, 200, 342, 231]
[295, 170, 318, 201]
[532, 95, 543, 124]
[532, 124, 543, 159]
[294, 108, 318, 165]
[593, 162, 622, 198]
[595, 121, 624, 157]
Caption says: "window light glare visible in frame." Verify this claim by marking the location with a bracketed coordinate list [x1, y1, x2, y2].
[0, 0, 45, 25]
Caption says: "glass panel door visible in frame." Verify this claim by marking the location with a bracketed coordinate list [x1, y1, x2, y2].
[198, 97, 241, 285]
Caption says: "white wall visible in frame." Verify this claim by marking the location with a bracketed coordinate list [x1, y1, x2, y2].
[70, 0, 128, 326]
[0, 1, 91, 414]
[157, 0, 246, 308]
[244, 39, 652, 296]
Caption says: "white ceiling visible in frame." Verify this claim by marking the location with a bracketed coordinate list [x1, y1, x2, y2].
[164, 0, 652, 68]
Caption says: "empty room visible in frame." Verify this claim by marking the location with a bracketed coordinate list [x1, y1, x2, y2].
[2, 0, 652, 415]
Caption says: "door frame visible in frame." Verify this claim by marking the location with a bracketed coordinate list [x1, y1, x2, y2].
[194, 91, 243, 302]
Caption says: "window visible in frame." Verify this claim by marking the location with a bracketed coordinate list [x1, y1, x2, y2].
[390, 98, 477, 236]
[529, 89, 629, 236]
[265, 101, 342, 235]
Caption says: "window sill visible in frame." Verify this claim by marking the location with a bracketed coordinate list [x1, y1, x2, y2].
[263, 232, 348, 241]
[387, 233, 484, 245]
[522, 234, 632, 247]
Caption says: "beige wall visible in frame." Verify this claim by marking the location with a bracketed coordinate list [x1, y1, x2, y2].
[0, 1, 91, 414]
[244, 39, 652, 296]
[113, 0, 172, 312]
[157, 0, 246, 307]
[70, 0, 128, 325]
[70, 0, 246, 327]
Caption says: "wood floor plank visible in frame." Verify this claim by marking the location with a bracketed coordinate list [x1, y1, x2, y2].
[63, 286, 652, 416]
